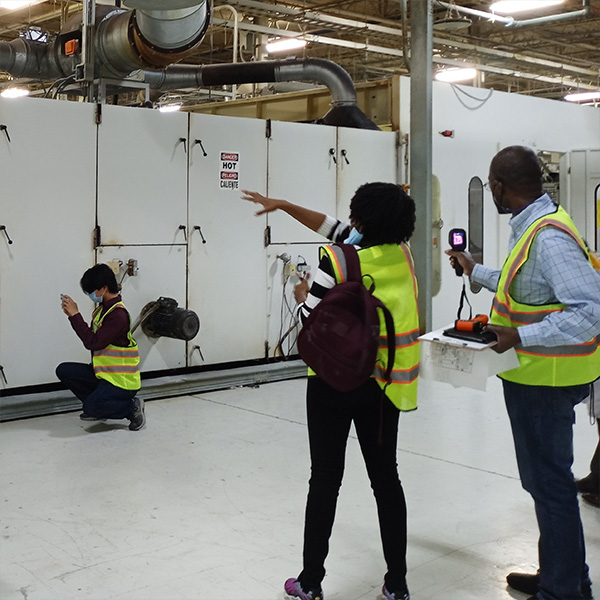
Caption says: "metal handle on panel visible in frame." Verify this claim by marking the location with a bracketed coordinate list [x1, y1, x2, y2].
[0, 365, 7, 385]
[192, 345, 205, 361]
[193, 225, 207, 243]
[178, 137, 187, 153]
[341, 149, 350, 164]
[328, 147, 337, 164]
[178, 224, 187, 241]
[193, 139, 208, 157]
[0, 124, 11, 143]
[0, 225, 13, 245]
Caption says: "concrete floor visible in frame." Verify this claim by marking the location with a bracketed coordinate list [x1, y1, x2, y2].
[1, 376, 598, 600]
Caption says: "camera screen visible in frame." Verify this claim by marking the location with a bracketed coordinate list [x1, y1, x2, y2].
[452, 232, 464, 246]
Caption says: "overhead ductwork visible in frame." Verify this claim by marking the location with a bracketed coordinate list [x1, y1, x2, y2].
[143, 58, 379, 129]
[0, 0, 377, 130]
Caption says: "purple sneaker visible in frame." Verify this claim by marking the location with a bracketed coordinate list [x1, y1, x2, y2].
[284, 578, 323, 600]
[382, 584, 410, 600]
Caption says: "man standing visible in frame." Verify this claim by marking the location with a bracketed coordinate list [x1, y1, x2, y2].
[447, 146, 600, 600]
[57, 263, 145, 431]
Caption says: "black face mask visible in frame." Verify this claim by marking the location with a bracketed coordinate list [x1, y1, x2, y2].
[492, 187, 513, 215]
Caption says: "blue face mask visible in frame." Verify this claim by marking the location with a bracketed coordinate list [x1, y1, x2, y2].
[88, 291, 103, 303]
[344, 227, 363, 245]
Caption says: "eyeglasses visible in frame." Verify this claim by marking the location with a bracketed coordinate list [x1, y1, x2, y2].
[483, 182, 491, 190]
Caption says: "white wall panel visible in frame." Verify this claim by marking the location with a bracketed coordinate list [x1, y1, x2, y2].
[267, 121, 337, 243]
[188, 114, 268, 365]
[0, 97, 96, 388]
[336, 128, 398, 221]
[96, 245, 187, 372]
[97, 105, 188, 246]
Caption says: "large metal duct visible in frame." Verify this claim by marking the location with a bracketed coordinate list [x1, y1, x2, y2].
[0, 1, 210, 81]
[143, 58, 379, 129]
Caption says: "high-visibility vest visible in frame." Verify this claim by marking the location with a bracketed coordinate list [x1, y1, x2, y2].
[92, 302, 141, 390]
[318, 243, 420, 411]
[491, 206, 600, 386]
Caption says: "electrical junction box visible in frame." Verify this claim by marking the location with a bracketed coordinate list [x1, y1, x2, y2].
[418, 326, 519, 391]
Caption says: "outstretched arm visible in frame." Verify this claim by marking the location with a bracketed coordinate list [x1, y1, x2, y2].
[241, 190, 326, 233]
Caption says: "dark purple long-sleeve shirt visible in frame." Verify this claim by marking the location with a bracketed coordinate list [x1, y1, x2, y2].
[69, 295, 131, 351]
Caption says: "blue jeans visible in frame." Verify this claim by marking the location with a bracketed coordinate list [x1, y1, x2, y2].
[503, 379, 593, 600]
[56, 362, 137, 420]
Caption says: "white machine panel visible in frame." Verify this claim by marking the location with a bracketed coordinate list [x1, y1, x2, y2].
[0, 97, 96, 388]
[96, 245, 188, 372]
[97, 105, 188, 246]
[267, 120, 337, 243]
[336, 128, 398, 220]
[563, 149, 600, 250]
[188, 113, 268, 365]
[265, 243, 321, 359]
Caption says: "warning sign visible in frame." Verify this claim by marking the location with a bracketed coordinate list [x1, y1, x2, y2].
[220, 151, 240, 190]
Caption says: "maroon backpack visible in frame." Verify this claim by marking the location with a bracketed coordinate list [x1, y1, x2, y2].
[297, 243, 396, 392]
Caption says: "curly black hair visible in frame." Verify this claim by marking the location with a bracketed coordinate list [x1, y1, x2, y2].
[349, 182, 416, 246]
[80, 263, 120, 294]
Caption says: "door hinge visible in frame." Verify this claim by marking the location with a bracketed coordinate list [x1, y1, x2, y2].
[93, 225, 101, 248]
[95, 103, 102, 125]
[265, 119, 272, 139]
[264, 225, 271, 247]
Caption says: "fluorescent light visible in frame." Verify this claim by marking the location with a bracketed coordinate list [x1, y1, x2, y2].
[0, 0, 46, 9]
[266, 38, 307, 53]
[435, 68, 477, 83]
[564, 91, 600, 103]
[1, 87, 30, 98]
[159, 103, 182, 113]
[491, 0, 565, 15]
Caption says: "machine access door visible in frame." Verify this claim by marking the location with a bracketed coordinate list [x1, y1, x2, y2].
[188, 113, 268, 365]
[267, 120, 337, 244]
[97, 105, 188, 246]
[0, 97, 96, 389]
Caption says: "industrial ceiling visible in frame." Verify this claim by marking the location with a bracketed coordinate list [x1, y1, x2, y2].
[0, 0, 599, 105]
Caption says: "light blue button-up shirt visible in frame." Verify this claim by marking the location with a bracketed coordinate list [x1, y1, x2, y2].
[471, 194, 600, 347]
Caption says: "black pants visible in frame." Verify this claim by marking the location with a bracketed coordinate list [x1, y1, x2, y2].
[298, 377, 408, 592]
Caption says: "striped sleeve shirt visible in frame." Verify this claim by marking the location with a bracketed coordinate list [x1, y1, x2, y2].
[471, 194, 600, 347]
[298, 215, 352, 322]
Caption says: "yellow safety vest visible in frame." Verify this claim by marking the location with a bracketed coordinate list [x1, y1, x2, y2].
[318, 243, 420, 411]
[92, 301, 141, 390]
[491, 206, 600, 386]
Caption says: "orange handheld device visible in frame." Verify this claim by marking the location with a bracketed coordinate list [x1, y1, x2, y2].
[455, 313, 488, 333]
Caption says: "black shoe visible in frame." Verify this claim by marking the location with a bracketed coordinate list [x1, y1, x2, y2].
[507, 572, 539, 595]
[576, 473, 600, 494]
[80, 412, 103, 422]
[128, 397, 145, 431]
[582, 493, 600, 508]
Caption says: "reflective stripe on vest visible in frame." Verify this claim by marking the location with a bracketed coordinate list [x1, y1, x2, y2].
[92, 301, 141, 390]
[321, 243, 420, 411]
[491, 207, 600, 385]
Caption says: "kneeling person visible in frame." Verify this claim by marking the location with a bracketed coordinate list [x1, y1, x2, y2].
[57, 263, 145, 430]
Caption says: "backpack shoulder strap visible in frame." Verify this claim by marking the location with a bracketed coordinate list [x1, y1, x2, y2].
[335, 243, 362, 282]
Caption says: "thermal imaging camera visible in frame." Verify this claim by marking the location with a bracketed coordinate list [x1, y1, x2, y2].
[449, 228, 467, 276]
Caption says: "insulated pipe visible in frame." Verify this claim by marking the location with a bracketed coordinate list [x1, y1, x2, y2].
[143, 58, 378, 129]
[143, 58, 357, 105]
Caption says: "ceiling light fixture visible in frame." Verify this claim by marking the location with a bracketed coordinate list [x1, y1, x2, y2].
[266, 38, 307, 53]
[0, 0, 46, 10]
[564, 91, 600, 103]
[435, 68, 477, 83]
[490, 0, 565, 15]
[158, 103, 182, 113]
[1, 87, 30, 98]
